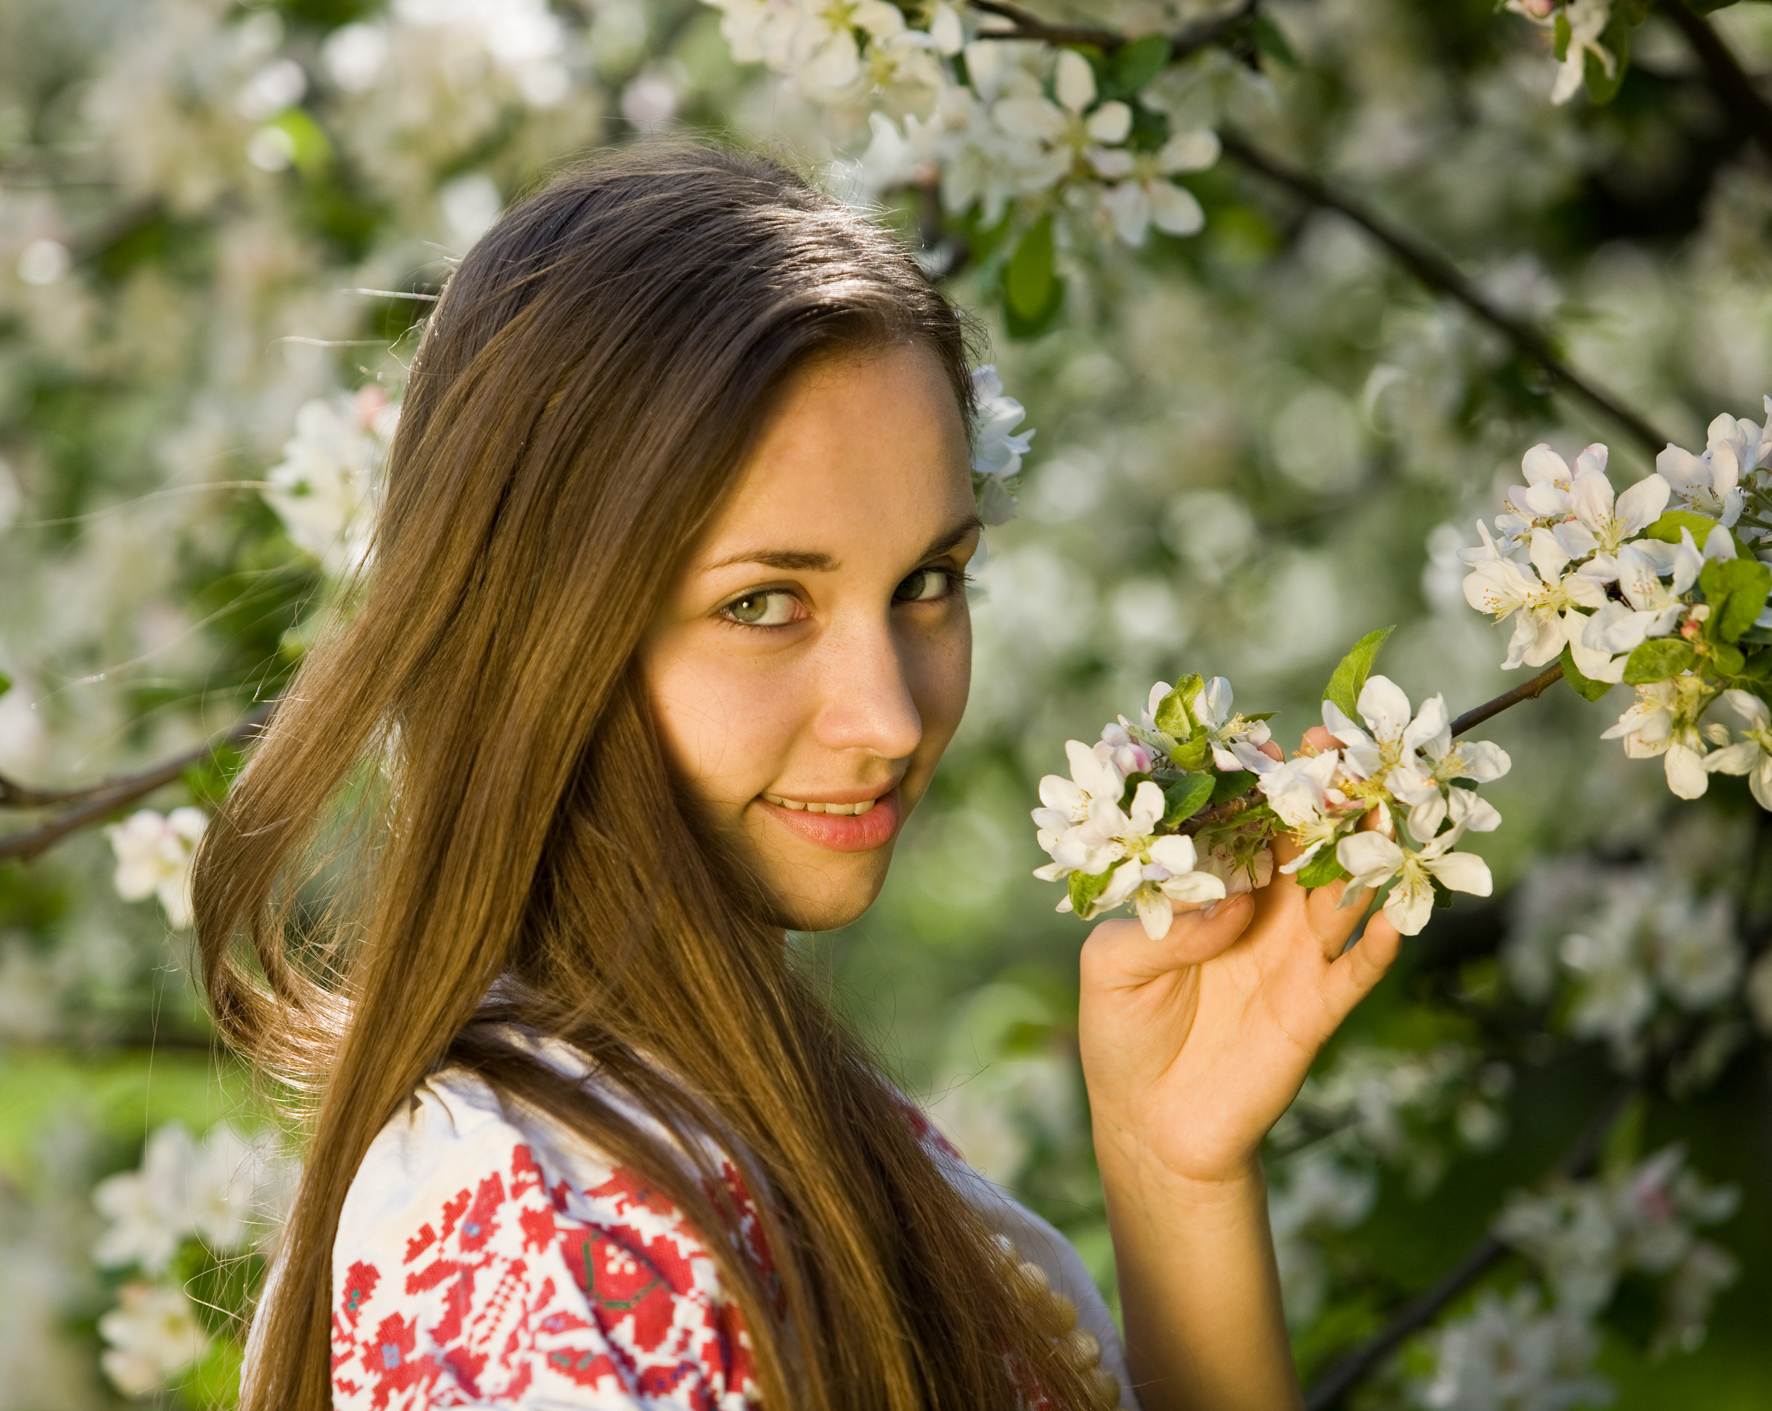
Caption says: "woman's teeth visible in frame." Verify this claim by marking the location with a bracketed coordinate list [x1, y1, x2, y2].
[764, 793, 876, 816]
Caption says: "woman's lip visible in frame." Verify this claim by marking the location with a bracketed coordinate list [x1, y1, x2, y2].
[759, 788, 902, 852]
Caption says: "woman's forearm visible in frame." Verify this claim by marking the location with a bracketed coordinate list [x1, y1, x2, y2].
[1097, 1132, 1300, 1411]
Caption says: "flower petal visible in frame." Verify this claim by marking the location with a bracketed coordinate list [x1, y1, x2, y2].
[1425, 849, 1493, 897]
[1146, 180, 1204, 236]
[1055, 49, 1096, 113]
[1337, 831, 1404, 888]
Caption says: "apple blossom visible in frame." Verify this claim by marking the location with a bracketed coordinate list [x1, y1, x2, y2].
[1336, 800, 1494, 937]
[104, 806, 208, 928]
[1700, 689, 1772, 809]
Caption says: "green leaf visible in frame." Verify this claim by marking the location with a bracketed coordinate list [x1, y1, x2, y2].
[1162, 772, 1215, 827]
[1119, 770, 1153, 807]
[1322, 626, 1396, 721]
[1004, 215, 1064, 338]
[1294, 849, 1351, 890]
[1553, 12, 1572, 61]
[1643, 509, 1724, 550]
[1712, 642, 1747, 677]
[1622, 637, 1697, 684]
[1154, 673, 1205, 738]
[1108, 33, 1170, 96]
[1169, 734, 1210, 772]
[1559, 643, 1615, 701]
[1210, 768, 1255, 805]
[1740, 648, 1772, 681]
[1069, 865, 1117, 918]
[1699, 556, 1772, 644]
[0, 669, 10, 700]
[1250, 13, 1295, 66]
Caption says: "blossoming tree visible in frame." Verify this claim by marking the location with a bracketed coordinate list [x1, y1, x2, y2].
[3, 0, 1772, 1406]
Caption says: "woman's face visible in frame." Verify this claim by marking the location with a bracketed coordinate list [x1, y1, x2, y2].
[641, 343, 979, 931]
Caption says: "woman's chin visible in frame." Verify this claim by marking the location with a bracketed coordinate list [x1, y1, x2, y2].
[764, 852, 895, 933]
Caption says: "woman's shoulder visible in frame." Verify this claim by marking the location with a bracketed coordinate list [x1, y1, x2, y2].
[330, 1059, 766, 1411]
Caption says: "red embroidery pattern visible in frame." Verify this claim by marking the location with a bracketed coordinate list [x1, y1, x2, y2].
[332, 1141, 764, 1409]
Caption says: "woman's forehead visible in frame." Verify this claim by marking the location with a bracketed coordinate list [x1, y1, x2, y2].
[695, 345, 974, 567]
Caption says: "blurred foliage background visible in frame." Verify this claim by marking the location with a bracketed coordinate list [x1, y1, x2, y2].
[4, 0, 1772, 1406]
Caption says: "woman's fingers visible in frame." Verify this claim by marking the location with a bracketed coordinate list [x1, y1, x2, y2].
[1082, 892, 1256, 987]
[1302, 875, 1378, 961]
[1324, 910, 1402, 1020]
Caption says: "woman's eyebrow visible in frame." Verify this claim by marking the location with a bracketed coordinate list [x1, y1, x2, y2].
[922, 513, 983, 560]
[704, 548, 837, 572]
[702, 515, 983, 575]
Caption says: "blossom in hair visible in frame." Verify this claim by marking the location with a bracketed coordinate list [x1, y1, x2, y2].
[969, 364, 1032, 524]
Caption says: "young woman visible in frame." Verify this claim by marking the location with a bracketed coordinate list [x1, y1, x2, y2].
[193, 145, 1400, 1411]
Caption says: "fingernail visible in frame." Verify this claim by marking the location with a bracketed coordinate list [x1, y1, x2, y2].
[1203, 900, 1223, 919]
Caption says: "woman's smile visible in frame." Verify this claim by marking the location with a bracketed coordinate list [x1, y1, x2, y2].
[758, 787, 902, 852]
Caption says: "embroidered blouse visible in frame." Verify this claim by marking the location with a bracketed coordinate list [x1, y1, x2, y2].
[321, 1033, 1138, 1410]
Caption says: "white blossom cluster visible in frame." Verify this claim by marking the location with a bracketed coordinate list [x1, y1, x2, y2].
[1411, 1286, 1611, 1411]
[703, 1, 1222, 248]
[1268, 1041, 1512, 1327]
[1495, 1144, 1739, 1357]
[1033, 670, 1511, 938]
[1505, 858, 1750, 1067]
[262, 385, 400, 580]
[91, 1120, 298, 1397]
[1462, 403, 1772, 802]
[1410, 1146, 1737, 1408]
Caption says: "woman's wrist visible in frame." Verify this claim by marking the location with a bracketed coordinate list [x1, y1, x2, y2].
[1092, 1117, 1266, 1216]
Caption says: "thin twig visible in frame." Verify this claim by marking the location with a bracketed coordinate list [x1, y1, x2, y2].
[968, 0, 1259, 62]
[969, 0, 1124, 49]
[1450, 662, 1567, 738]
[1656, 0, 1772, 158]
[1215, 132, 1671, 459]
[0, 701, 277, 863]
[1302, 1078, 1636, 1411]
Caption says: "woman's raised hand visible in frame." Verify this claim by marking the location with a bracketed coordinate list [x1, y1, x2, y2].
[1077, 727, 1403, 1187]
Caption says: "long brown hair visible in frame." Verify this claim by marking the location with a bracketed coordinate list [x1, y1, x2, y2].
[193, 145, 1099, 1411]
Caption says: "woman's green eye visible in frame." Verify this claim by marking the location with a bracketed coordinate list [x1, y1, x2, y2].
[724, 590, 799, 626]
[894, 567, 953, 603]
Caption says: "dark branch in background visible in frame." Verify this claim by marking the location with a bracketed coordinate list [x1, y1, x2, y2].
[0, 701, 277, 864]
[969, 0, 1261, 63]
[1302, 1078, 1638, 1411]
[1215, 132, 1672, 459]
[1657, 0, 1772, 158]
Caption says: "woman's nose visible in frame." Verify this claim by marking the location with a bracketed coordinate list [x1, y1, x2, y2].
[811, 615, 923, 763]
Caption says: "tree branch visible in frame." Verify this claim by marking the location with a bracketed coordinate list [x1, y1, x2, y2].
[968, 0, 1124, 49]
[0, 701, 276, 864]
[968, 0, 1260, 62]
[1215, 132, 1672, 459]
[1657, 0, 1772, 158]
[1450, 662, 1567, 738]
[1302, 1077, 1636, 1411]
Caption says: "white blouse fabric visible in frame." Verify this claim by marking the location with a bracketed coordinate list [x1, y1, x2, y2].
[323, 1034, 1138, 1410]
